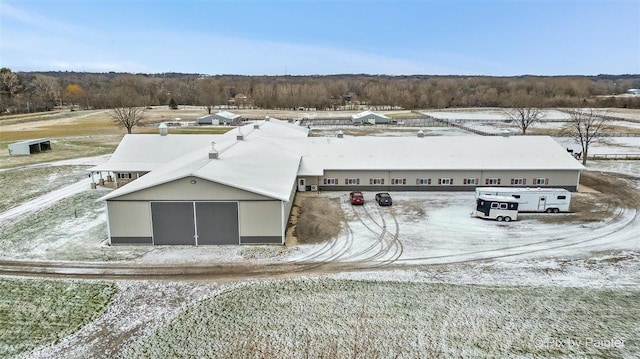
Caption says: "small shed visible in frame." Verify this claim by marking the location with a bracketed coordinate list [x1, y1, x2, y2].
[8, 138, 52, 155]
[351, 111, 390, 124]
[213, 111, 241, 125]
[197, 114, 219, 125]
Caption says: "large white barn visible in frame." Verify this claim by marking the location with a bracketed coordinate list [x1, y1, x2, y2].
[91, 118, 583, 246]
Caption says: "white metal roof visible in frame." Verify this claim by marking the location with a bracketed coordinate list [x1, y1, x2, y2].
[476, 187, 570, 194]
[90, 134, 217, 172]
[98, 118, 306, 201]
[10, 138, 50, 146]
[351, 111, 389, 120]
[95, 119, 582, 201]
[215, 111, 241, 120]
[291, 135, 584, 176]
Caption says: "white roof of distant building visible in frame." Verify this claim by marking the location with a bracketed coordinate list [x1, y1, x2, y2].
[351, 111, 389, 120]
[216, 111, 241, 120]
[10, 138, 50, 146]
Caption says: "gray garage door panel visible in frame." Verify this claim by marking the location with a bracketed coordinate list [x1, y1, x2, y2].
[196, 202, 239, 245]
[151, 202, 195, 245]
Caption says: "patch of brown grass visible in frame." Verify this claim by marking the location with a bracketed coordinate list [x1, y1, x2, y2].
[291, 194, 344, 244]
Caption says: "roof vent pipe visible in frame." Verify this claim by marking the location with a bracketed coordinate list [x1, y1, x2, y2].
[253, 123, 260, 129]
[337, 130, 344, 138]
[265, 115, 270, 121]
[159, 122, 168, 136]
[417, 129, 425, 138]
[209, 142, 218, 159]
[501, 129, 511, 137]
[236, 127, 244, 141]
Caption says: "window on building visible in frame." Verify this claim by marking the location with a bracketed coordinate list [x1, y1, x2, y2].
[511, 178, 525, 185]
[323, 178, 338, 185]
[491, 202, 499, 209]
[370, 178, 384, 185]
[391, 178, 406, 185]
[486, 178, 501, 185]
[557, 195, 566, 200]
[463, 178, 478, 185]
[117, 173, 132, 179]
[345, 178, 360, 185]
[416, 178, 432, 185]
[438, 178, 452, 185]
[534, 178, 549, 185]
[499, 203, 508, 209]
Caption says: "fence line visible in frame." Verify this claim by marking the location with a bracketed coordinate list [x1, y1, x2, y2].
[588, 153, 640, 160]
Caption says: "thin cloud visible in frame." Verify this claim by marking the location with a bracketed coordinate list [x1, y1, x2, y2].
[0, 1, 93, 35]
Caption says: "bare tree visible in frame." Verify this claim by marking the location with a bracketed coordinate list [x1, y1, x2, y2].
[505, 107, 544, 135]
[111, 107, 145, 134]
[564, 107, 607, 166]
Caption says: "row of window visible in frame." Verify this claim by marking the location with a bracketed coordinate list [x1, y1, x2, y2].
[322, 177, 550, 186]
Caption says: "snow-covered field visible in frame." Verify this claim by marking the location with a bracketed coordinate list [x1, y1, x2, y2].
[422, 109, 573, 121]
[119, 278, 638, 358]
[1, 278, 115, 358]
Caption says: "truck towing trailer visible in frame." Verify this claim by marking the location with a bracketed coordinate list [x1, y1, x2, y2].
[475, 187, 571, 213]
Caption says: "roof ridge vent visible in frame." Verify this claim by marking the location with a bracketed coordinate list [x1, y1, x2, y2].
[253, 122, 260, 129]
[337, 130, 344, 138]
[237, 127, 244, 141]
[501, 128, 511, 137]
[417, 128, 424, 138]
[209, 141, 218, 159]
[265, 115, 270, 121]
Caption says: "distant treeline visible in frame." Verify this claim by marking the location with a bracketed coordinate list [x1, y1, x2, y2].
[1, 68, 639, 114]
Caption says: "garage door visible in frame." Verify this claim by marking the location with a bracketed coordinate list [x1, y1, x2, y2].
[151, 202, 195, 245]
[151, 201, 239, 245]
[196, 202, 239, 245]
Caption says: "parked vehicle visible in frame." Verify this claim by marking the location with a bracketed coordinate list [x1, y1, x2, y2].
[475, 187, 571, 213]
[375, 192, 392, 206]
[474, 195, 519, 222]
[349, 191, 365, 205]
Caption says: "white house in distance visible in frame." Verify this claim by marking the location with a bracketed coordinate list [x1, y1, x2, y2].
[351, 111, 390, 124]
[90, 119, 583, 246]
[197, 110, 241, 125]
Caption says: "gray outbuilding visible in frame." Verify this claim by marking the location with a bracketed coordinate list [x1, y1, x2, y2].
[8, 138, 52, 155]
[197, 114, 219, 125]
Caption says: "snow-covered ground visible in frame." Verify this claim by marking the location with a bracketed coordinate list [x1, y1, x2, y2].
[0, 137, 638, 264]
[4, 130, 640, 359]
[555, 137, 640, 155]
[422, 109, 573, 121]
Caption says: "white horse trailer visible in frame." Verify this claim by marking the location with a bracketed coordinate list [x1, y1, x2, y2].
[475, 187, 571, 213]
[474, 195, 519, 222]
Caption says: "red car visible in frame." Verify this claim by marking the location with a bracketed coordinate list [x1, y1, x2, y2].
[349, 191, 365, 205]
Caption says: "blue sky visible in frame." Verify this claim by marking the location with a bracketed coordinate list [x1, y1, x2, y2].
[1, 0, 639, 75]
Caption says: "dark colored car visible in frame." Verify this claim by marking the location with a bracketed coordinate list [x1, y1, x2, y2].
[375, 192, 392, 206]
[349, 191, 365, 205]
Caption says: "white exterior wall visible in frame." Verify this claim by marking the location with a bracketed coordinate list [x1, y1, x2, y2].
[7, 143, 29, 155]
[107, 201, 152, 237]
[316, 169, 580, 190]
[239, 201, 282, 237]
[113, 176, 272, 201]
